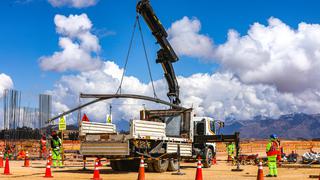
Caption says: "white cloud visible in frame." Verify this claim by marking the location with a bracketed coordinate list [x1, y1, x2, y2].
[48, 0, 98, 8]
[39, 14, 102, 72]
[168, 16, 215, 59]
[0, 73, 14, 98]
[169, 16, 320, 93]
[46, 16, 320, 124]
[215, 17, 320, 93]
[0, 73, 13, 129]
[179, 73, 320, 120]
[47, 61, 161, 124]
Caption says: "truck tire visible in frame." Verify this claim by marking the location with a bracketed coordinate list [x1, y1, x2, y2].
[153, 159, 169, 172]
[203, 148, 213, 168]
[167, 158, 179, 171]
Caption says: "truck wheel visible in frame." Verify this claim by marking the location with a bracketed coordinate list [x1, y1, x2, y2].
[203, 148, 213, 168]
[153, 159, 169, 172]
[167, 158, 179, 171]
[110, 160, 119, 171]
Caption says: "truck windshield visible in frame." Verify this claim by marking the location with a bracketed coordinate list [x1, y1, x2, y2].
[209, 120, 215, 134]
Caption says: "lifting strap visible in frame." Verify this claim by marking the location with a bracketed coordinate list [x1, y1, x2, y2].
[116, 14, 158, 99]
[137, 17, 157, 98]
[116, 15, 139, 94]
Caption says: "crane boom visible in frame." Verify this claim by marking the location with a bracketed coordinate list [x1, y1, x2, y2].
[137, 0, 181, 106]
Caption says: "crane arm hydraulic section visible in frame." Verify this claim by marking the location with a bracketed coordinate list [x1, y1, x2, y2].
[137, 0, 181, 106]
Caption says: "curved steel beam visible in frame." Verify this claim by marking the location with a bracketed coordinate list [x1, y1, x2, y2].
[48, 93, 186, 123]
[80, 93, 185, 109]
[47, 98, 106, 123]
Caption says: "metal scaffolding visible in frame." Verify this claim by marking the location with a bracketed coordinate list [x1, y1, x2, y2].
[3, 89, 21, 130]
[39, 94, 52, 134]
[1, 89, 52, 140]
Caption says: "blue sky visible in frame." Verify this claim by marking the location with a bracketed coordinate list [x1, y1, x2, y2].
[1, 0, 320, 116]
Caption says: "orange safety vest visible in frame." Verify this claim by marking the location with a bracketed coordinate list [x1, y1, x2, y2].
[267, 141, 280, 156]
[18, 150, 26, 158]
[40, 139, 47, 150]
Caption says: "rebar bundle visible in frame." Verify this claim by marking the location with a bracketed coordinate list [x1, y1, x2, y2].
[3, 89, 21, 130]
[1, 90, 52, 140]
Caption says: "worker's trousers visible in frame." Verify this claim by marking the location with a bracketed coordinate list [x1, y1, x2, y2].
[52, 149, 63, 167]
[267, 156, 278, 176]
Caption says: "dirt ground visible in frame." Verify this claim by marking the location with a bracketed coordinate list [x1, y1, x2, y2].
[1, 156, 319, 180]
[1, 140, 320, 179]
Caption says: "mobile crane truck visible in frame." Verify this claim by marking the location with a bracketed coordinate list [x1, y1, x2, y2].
[49, 0, 241, 172]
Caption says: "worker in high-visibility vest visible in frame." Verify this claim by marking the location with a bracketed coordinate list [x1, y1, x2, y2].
[50, 131, 63, 168]
[227, 142, 235, 162]
[17, 149, 26, 160]
[4, 144, 13, 159]
[266, 134, 280, 177]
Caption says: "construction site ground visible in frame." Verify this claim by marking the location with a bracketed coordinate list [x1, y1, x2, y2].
[1, 154, 319, 180]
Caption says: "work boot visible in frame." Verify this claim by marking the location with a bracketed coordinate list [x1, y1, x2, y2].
[273, 175, 277, 177]
[266, 174, 273, 177]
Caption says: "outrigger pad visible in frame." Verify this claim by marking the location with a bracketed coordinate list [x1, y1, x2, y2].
[171, 172, 186, 175]
[231, 161, 243, 171]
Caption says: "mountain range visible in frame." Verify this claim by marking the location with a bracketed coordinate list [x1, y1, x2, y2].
[74, 112, 320, 139]
[221, 113, 320, 139]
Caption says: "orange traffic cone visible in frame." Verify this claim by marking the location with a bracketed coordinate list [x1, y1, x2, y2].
[91, 161, 102, 180]
[195, 157, 203, 180]
[0, 152, 3, 168]
[23, 151, 30, 167]
[48, 150, 52, 166]
[3, 157, 11, 175]
[137, 157, 145, 180]
[96, 158, 102, 167]
[257, 161, 264, 180]
[43, 160, 53, 178]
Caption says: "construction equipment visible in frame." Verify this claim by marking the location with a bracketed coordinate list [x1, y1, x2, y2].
[136, 0, 180, 105]
[48, 0, 241, 173]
